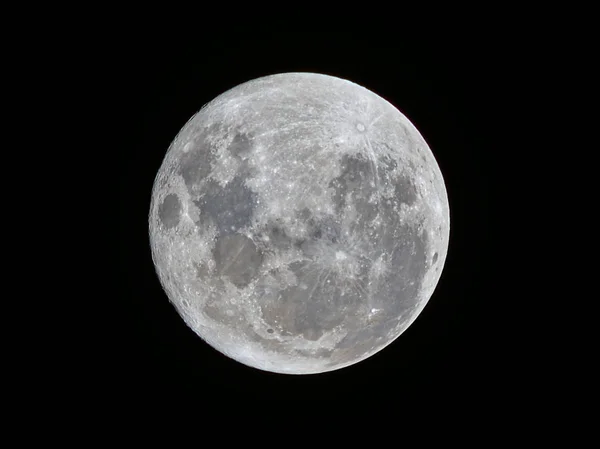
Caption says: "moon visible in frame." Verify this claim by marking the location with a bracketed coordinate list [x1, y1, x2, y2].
[149, 72, 450, 374]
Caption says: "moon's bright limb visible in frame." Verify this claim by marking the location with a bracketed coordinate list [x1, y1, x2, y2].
[149, 72, 450, 374]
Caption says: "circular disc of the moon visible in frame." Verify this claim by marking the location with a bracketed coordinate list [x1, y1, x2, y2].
[149, 72, 450, 374]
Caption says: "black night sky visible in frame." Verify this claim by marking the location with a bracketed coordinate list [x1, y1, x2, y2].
[114, 32, 528, 403]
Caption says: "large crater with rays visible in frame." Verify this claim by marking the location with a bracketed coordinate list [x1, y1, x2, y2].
[149, 72, 450, 374]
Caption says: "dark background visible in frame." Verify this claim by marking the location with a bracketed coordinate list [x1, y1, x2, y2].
[115, 32, 525, 403]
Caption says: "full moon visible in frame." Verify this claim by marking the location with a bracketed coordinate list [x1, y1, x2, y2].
[149, 72, 450, 374]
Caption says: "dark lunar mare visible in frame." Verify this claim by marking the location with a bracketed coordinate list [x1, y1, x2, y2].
[178, 123, 221, 190]
[158, 193, 181, 229]
[180, 128, 258, 235]
[179, 130, 265, 291]
[329, 224, 428, 367]
[193, 175, 257, 235]
[323, 154, 428, 365]
[271, 152, 426, 363]
[177, 125, 429, 364]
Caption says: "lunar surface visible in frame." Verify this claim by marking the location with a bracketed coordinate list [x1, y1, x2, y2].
[149, 72, 450, 374]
